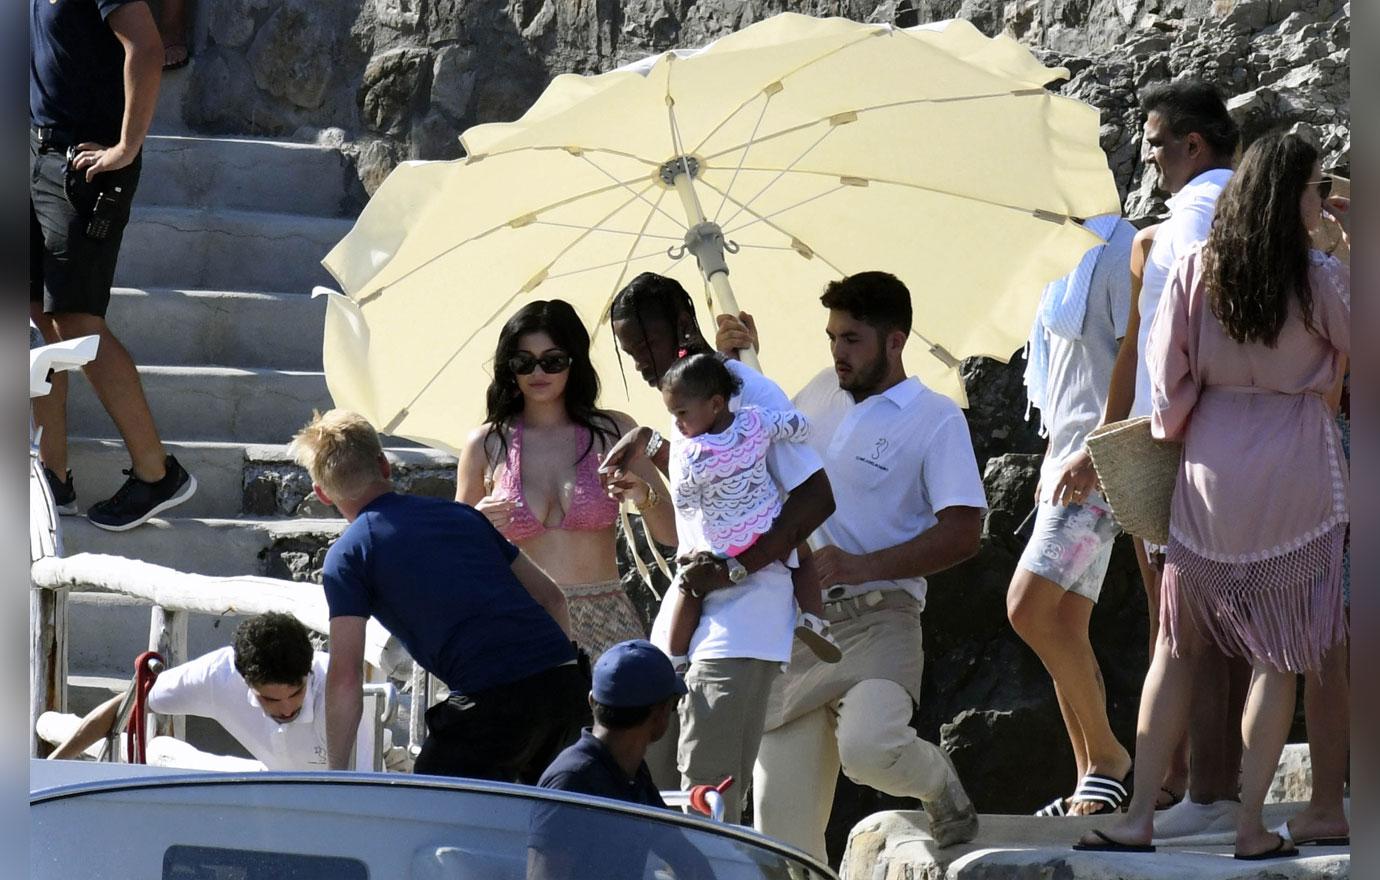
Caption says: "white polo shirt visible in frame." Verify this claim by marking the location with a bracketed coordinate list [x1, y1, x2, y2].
[1133, 167, 1233, 416]
[793, 369, 988, 610]
[651, 358, 825, 664]
[147, 646, 329, 770]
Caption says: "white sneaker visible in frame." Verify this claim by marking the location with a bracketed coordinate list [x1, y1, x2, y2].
[1152, 798, 1240, 839]
[795, 611, 842, 663]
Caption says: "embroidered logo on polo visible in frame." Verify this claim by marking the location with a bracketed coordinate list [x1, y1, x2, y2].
[855, 437, 891, 472]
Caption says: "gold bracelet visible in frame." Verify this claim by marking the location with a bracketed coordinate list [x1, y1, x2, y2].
[635, 484, 661, 513]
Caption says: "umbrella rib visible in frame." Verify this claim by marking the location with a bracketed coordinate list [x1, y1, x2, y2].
[696, 176, 957, 367]
[712, 90, 775, 225]
[701, 89, 1047, 165]
[531, 220, 684, 242]
[719, 164, 1069, 221]
[599, 186, 674, 325]
[718, 125, 837, 232]
[544, 249, 674, 282]
[579, 152, 687, 231]
[721, 184, 848, 237]
[688, 29, 882, 157]
[381, 182, 661, 427]
[356, 176, 662, 302]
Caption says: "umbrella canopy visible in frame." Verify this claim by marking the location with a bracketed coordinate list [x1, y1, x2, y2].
[321, 13, 1121, 454]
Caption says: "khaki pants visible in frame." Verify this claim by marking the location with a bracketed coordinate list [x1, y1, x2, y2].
[676, 657, 780, 825]
[752, 593, 955, 860]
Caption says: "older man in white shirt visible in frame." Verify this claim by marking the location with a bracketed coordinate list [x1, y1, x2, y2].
[718, 271, 987, 860]
[1051, 79, 1246, 839]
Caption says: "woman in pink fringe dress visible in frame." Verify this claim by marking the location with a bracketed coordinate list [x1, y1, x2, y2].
[1077, 131, 1349, 860]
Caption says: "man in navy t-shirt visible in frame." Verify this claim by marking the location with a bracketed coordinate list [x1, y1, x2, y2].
[290, 409, 588, 782]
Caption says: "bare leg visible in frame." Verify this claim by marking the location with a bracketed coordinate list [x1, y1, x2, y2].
[1052, 682, 1091, 784]
[1186, 646, 1248, 804]
[158, 0, 189, 66]
[1288, 637, 1350, 841]
[50, 313, 167, 483]
[1008, 570, 1130, 813]
[30, 305, 70, 476]
[1234, 663, 1296, 856]
[791, 553, 827, 619]
[1077, 602, 1206, 846]
[1134, 539, 1187, 804]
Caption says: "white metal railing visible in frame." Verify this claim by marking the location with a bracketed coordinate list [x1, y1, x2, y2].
[30, 553, 411, 769]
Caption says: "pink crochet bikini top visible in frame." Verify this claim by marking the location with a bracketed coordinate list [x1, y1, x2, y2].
[491, 420, 619, 543]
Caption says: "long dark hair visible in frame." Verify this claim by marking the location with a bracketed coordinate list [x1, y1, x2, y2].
[484, 299, 619, 461]
[1202, 131, 1317, 346]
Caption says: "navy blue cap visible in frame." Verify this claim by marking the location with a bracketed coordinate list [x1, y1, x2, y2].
[591, 640, 688, 708]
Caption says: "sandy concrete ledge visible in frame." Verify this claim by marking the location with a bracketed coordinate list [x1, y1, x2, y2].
[842, 805, 1349, 880]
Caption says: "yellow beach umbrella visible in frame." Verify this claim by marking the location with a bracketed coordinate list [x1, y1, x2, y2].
[321, 13, 1120, 453]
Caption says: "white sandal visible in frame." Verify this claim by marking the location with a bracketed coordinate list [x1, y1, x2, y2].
[795, 612, 842, 663]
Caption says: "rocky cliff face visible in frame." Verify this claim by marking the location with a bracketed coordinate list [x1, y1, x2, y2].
[173, 0, 1346, 863]
[180, 0, 1348, 198]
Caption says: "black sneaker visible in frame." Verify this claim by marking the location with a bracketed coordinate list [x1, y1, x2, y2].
[87, 454, 197, 531]
[43, 466, 78, 516]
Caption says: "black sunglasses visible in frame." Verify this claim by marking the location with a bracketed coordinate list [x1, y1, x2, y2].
[508, 352, 572, 375]
[1307, 175, 1334, 200]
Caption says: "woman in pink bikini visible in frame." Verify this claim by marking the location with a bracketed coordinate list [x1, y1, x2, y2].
[456, 300, 676, 660]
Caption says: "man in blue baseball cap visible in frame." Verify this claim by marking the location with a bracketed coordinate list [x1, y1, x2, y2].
[537, 639, 687, 806]
[529, 640, 710, 880]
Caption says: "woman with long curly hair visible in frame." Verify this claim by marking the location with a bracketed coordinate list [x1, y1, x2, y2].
[1077, 131, 1350, 859]
[456, 300, 676, 660]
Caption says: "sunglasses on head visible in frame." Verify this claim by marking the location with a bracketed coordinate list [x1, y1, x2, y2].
[508, 352, 572, 375]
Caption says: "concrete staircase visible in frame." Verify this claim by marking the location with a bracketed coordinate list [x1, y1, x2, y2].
[55, 133, 376, 745]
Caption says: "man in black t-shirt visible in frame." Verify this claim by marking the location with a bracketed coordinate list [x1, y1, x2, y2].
[30, 0, 196, 531]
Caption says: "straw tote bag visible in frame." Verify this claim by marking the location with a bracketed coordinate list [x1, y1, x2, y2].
[1084, 417, 1182, 546]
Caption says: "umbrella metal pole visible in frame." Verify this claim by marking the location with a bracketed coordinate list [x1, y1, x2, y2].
[670, 171, 762, 371]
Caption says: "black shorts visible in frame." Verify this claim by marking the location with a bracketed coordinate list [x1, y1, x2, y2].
[30, 130, 141, 318]
[413, 663, 590, 784]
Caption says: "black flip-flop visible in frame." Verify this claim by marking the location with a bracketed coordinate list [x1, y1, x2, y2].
[1072, 829, 1156, 853]
[1295, 836, 1350, 846]
[1155, 786, 1183, 810]
[1234, 833, 1300, 861]
[163, 44, 191, 71]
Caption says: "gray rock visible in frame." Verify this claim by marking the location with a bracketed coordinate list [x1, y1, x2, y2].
[247, 0, 339, 110]
[431, 45, 478, 122]
[207, 0, 268, 49]
[411, 109, 464, 160]
[360, 47, 434, 135]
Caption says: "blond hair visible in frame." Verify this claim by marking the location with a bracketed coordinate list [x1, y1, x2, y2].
[289, 409, 387, 502]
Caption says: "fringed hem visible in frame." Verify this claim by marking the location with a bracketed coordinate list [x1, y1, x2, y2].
[1161, 524, 1348, 673]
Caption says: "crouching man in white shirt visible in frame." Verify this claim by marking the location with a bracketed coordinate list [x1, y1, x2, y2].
[718, 271, 987, 860]
[50, 612, 329, 769]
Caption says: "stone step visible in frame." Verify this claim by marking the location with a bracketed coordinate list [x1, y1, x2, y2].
[115, 206, 354, 294]
[64, 439, 248, 519]
[66, 592, 246, 681]
[138, 135, 360, 218]
[106, 288, 325, 370]
[242, 444, 457, 518]
[60, 516, 345, 578]
[66, 365, 331, 444]
[64, 439, 456, 519]
[842, 807, 1349, 880]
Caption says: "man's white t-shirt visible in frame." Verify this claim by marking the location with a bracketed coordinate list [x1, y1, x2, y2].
[650, 358, 825, 664]
[1133, 167, 1233, 416]
[146, 646, 329, 770]
[793, 369, 988, 610]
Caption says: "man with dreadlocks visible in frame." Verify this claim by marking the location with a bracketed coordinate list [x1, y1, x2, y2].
[599, 271, 836, 825]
